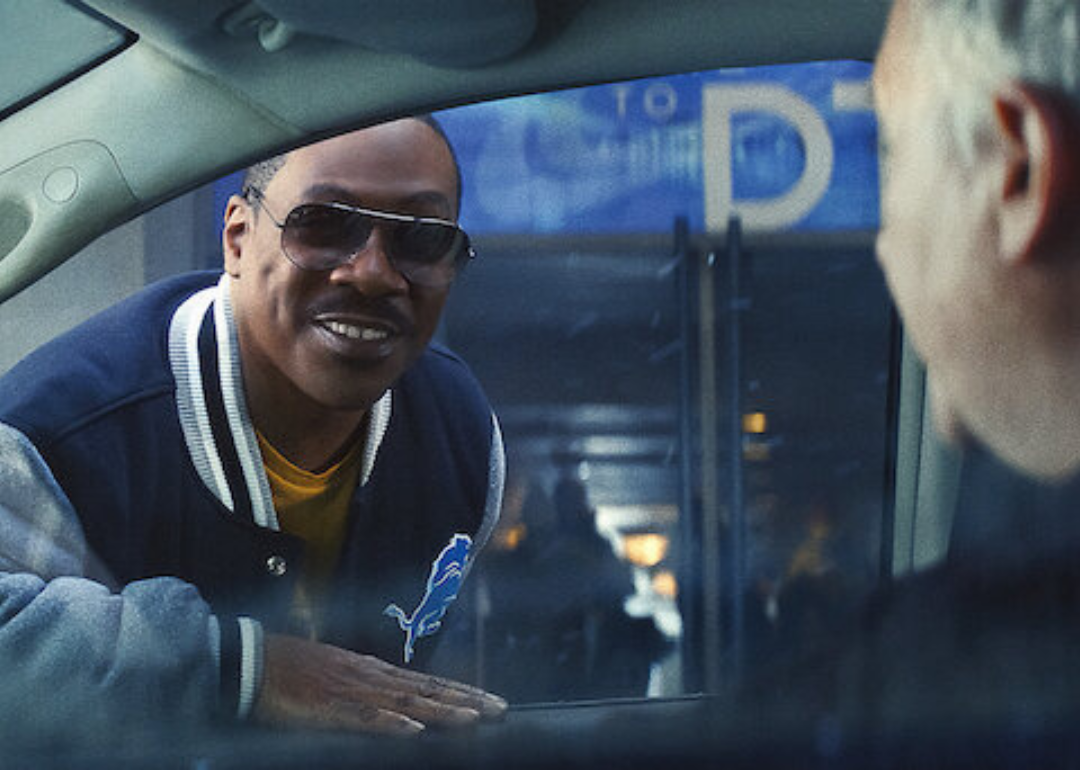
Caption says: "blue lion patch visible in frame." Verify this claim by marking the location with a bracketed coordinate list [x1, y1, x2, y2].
[384, 533, 472, 663]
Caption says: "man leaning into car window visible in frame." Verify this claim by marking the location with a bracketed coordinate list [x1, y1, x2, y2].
[0, 117, 507, 745]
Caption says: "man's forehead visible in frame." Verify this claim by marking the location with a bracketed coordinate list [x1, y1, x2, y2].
[295, 181, 453, 212]
[289, 121, 448, 172]
[875, 0, 910, 81]
[269, 121, 457, 211]
[873, 0, 919, 109]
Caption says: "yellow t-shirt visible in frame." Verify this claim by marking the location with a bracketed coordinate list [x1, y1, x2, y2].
[257, 431, 364, 638]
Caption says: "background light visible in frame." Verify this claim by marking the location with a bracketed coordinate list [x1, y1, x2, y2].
[742, 411, 768, 434]
[651, 570, 678, 598]
[622, 532, 670, 567]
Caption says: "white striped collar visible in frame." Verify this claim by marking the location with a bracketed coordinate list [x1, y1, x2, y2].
[167, 275, 393, 530]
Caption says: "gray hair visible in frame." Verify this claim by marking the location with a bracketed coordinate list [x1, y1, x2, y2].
[908, 0, 1080, 160]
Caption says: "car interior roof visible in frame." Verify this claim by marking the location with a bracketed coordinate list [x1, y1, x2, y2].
[0, 0, 888, 302]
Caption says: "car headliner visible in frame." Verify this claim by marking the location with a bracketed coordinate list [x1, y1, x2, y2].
[0, 0, 886, 303]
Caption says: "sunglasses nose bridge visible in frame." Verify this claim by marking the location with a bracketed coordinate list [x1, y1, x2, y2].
[334, 220, 408, 289]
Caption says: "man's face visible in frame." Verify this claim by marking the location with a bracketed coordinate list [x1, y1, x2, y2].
[873, 0, 1015, 452]
[226, 119, 459, 415]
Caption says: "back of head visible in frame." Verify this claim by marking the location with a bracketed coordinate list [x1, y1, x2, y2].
[876, 0, 1080, 480]
[910, 0, 1080, 156]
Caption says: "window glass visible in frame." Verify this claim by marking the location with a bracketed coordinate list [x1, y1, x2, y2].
[3, 58, 890, 707]
[429, 60, 894, 700]
[0, 2, 131, 117]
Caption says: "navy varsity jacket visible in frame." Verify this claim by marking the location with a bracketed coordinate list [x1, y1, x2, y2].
[0, 270, 504, 735]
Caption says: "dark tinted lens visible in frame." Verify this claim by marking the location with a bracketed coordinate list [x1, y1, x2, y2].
[282, 204, 373, 270]
[391, 221, 468, 286]
[394, 221, 458, 265]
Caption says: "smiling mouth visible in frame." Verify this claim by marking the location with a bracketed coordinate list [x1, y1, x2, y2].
[322, 320, 391, 342]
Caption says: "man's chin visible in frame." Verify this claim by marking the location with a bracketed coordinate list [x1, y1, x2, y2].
[301, 379, 391, 416]
[320, 392, 389, 415]
[929, 384, 970, 449]
[932, 392, 1079, 484]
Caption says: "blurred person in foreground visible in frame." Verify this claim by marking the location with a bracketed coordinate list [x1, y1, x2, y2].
[0, 117, 506, 747]
[687, 4, 1080, 756]
[783, 0, 1080, 739]
[874, 0, 1080, 484]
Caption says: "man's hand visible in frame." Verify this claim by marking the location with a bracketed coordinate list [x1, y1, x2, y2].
[253, 633, 508, 735]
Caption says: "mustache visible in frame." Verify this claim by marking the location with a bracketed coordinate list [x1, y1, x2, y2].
[307, 292, 415, 334]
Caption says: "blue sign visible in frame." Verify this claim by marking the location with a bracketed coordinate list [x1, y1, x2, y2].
[437, 60, 879, 235]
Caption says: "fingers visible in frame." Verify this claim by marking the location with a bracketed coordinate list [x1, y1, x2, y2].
[388, 689, 481, 727]
[367, 656, 508, 719]
[273, 698, 427, 736]
[318, 702, 426, 736]
[253, 633, 508, 735]
[349, 655, 507, 726]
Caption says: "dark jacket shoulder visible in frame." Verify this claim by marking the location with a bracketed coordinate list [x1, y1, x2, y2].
[0, 271, 221, 447]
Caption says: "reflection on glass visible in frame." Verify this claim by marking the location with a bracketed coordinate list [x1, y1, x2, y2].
[434, 60, 890, 703]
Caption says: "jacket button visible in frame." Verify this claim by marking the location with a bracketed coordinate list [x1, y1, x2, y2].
[266, 555, 287, 577]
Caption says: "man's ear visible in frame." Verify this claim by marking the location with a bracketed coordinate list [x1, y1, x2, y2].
[993, 83, 1080, 264]
[222, 195, 251, 277]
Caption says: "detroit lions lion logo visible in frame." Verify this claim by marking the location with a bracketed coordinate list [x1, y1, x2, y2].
[384, 533, 472, 664]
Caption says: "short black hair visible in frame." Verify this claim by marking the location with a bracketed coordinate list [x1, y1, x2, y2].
[242, 155, 287, 199]
[242, 114, 462, 212]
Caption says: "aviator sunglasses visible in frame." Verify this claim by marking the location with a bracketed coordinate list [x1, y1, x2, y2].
[245, 186, 474, 288]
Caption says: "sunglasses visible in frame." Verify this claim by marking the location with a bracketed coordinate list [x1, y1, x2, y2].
[245, 186, 474, 288]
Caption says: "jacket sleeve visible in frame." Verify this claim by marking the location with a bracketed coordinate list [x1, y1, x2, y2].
[0, 422, 262, 745]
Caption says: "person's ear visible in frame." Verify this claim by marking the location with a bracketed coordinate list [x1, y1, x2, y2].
[993, 83, 1080, 264]
[222, 194, 251, 278]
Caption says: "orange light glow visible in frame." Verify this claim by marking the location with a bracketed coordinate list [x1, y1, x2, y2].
[742, 412, 767, 434]
[493, 523, 527, 551]
[652, 570, 678, 598]
[622, 533, 670, 567]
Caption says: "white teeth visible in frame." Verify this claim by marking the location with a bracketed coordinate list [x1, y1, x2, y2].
[325, 321, 389, 341]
